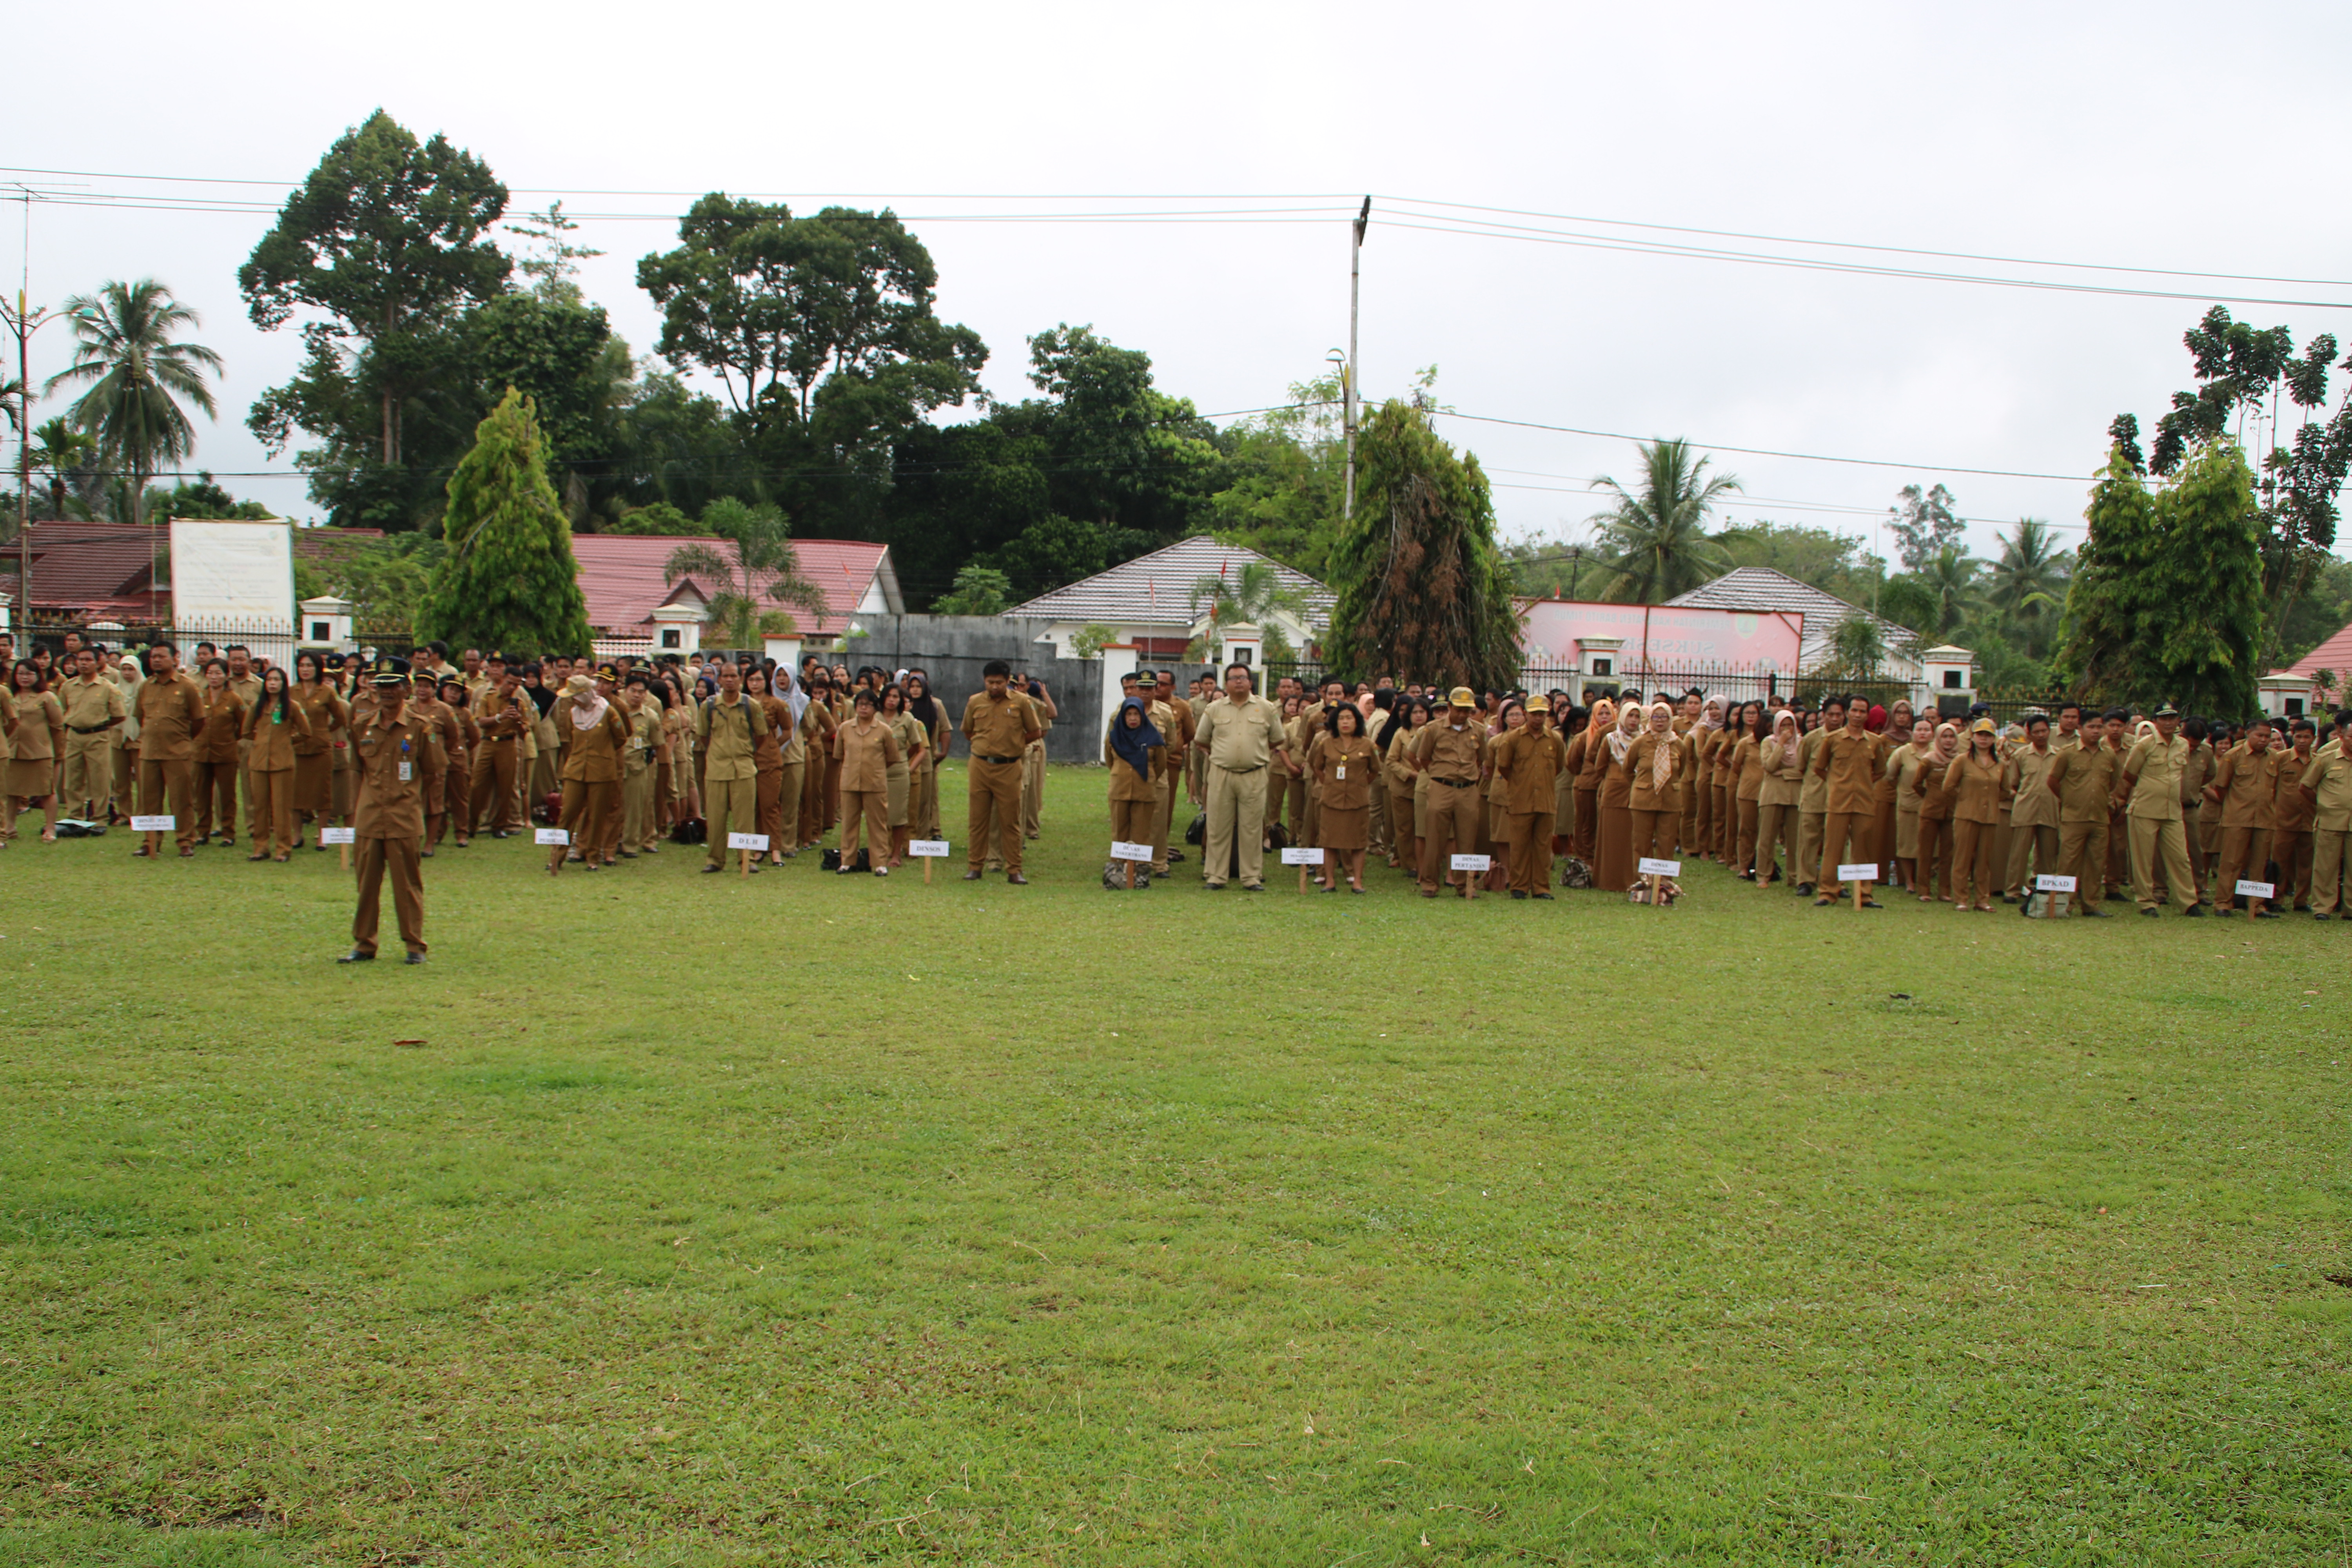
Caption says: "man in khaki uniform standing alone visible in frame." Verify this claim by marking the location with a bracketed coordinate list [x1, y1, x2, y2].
[2116, 704, 2202, 916]
[1192, 662, 1294, 891]
[341, 658, 429, 964]
[960, 659, 1044, 884]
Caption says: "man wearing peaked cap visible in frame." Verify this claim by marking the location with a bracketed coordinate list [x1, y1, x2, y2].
[2115, 701, 2201, 916]
[341, 657, 430, 964]
[1410, 688, 1488, 898]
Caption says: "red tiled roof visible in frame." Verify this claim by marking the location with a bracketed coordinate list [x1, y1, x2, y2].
[0, 522, 162, 609]
[568, 534, 897, 635]
[2285, 621, 2352, 686]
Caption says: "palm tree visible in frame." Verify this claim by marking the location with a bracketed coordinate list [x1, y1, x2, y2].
[1986, 516, 2071, 655]
[665, 499, 828, 650]
[43, 279, 223, 526]
[1189, 558, 1303, 634]
[1918, 543, 1987, 638]
[1586, 438, 1739, 603]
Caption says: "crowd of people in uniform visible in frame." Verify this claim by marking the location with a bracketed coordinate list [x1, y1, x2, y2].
[9, 628, 2352, 960]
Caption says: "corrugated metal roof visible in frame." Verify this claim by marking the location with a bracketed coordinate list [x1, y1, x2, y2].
[1665, 566, 1918, 669]
[1005, 535, 1334, 627]
[569, 534, 896, 635]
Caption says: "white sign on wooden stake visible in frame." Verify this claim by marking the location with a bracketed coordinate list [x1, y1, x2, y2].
[1450, 853, 1492, 873]
[2235, 879, 2276, 899]
[1836, 863, 1879, 882]
[320, 826, 356, 846]
[1279, 846, 1325, 865]
[131, 815, 175, 832]
[1638, 857, 1681, 878]
[535, 828, 570, 846]
[2035, 874, 2077, 893]
[727, 832, 770, 852]
[1110, 840, 1154, 862]
[908, 840, 952, 858]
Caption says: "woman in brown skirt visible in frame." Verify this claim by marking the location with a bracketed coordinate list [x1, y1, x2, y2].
[1311, 702, 1381, 893]
[1103, 694, 1164, 889]
[1483, 699, 1523, 891]
[797, 672, 837, 850]
[5, 660, 65, 844]
[1755, 707, 1802, 885]
[1594, 699, 1642, 891]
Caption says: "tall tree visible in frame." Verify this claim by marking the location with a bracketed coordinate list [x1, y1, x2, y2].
[1886, 482, 1964, 573]
[664, 497, 828, 650]
[417, 389, 593, 655]
[1326, 399, 1518, 690]
[1916, 544, 1987, 639]
[42, 280, 223, 527]
[1207, 371, 1347, 580]
[240, 110, 510, 469]
[1189, 559, 1304, 638]
[1585, 438, 1738, 603]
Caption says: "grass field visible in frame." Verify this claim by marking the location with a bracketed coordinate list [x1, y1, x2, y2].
[2, 762, 2347, 1566]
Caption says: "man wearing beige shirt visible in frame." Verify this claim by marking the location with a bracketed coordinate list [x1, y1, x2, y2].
[1192, 663, 1296, 891]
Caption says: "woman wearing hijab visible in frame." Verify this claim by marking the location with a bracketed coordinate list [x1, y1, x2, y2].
[1726, 701, 1765, 878]
[1104, 693, 1164, 889]
[1911, 720, 1961, 902]
[1624, 701, 1688, 870]
[797, 671, 838, 851]
[1754, 707, 1803, 885]
[1887, 716, 1935, 893]
[240, 664, 311, 860]
[1594, 699, 1644, 892]
[1942, 717, 2007, 911]
[1689, 697, 1725, 861]
[1312, 701, 1381, 893]
[550, 671, 630, 875]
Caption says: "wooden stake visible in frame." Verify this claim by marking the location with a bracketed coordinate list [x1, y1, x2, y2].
[925, 854, 933, 884]
[1648, 871, 1663, 907]
[1853, 875, 1864, 912]
[740, 845, 750, 878]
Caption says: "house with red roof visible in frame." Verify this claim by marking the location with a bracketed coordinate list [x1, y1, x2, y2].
[571, 534, 904, 659]
[2275, 619, 2352, 719]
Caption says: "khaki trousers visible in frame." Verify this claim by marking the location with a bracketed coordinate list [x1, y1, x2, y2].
[2059, 819, 2109, 911]
[352, 834, 426, 956]
[1508, 810, 1555, 894]
[113, 746, 137, 818]
[1629, 807, 1673, 866]
[622, 765, 656, 852]
[842, 786, 886, 861]
[557, 779, 618, 865]
[1418, 779, 1483, 895]
[2129, 817, 2197, 912]
[2216, 825, 2272, 909]
[1020, 739, 1045, 837]
[62, 732, 112, 816]
[2271, 828, 2313, 907]
[1951, 817, 1997, 904]
[1818, 809, 1873, 895]
[194, 759, 240, 840]
[1916, 814, 1953, 900]
[1734, 797, 1760, 877]
[704, 775, 757, 869]
[1756, 800, 1796, 883]
[139, 757, 196, 852]
[1573, 787, 1599, 861]
[249, 767, 297, 857]
[1151, 771, 1174, 875]
[1204, 763, 1269, 887]
[469, 741, 519, 832]
[1389, 781, 1418, 871]
[967, 757, 1025, 874]
[2005, 822, 2060, 897]
[772, 759, 804, 855]
[1797, 809, 1826, 888]
[2310, 828, 2352, 915]
[1111, 796, 1156, 849]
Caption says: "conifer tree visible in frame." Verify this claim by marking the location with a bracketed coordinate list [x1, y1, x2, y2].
[419, 387, 595, 654]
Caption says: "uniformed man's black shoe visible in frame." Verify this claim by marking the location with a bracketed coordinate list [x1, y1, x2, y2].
[2315, 911, 2333, 922]
[1533, 892, 1555, 900]
[962, 869, 984, 880]
[403, 951, 426, 964]
[1006, 873, 1030, 885]
[700, 864, 724, 873]
[2080, 907, 2108, 916]
[2253, 908, 2281, 918]
[2181, 904, 2206, 917]
[337, 949, 375, 963]
[2139, 907, 2160, 916]
[1510, 890, 1527, 900]
[1241, 882, 1263, 892]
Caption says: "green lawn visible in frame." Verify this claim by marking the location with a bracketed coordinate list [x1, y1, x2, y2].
[2, 764, 2347, 1566]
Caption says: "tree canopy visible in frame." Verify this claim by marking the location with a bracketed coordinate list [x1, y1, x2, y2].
[417, 388, 594, 655]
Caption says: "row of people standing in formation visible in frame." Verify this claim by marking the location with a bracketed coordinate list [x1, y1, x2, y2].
[0, 635, 1067, 879]
[1096, 668, 2352, 919]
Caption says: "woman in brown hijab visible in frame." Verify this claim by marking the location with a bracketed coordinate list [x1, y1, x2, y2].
[1624, 701, 1688, 867]
[1594, 698, 1642, 892]
[1754, 706, 1802, 885]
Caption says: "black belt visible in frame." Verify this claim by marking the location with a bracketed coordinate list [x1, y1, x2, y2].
[68, 722, 113, 734]
[978, 753, 1021, 764]
[1216, 762, 1265, 773]
[1435, 776, 1476, 788]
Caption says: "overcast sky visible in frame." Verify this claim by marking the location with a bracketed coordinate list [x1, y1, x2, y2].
[10, 0, 2348, 566]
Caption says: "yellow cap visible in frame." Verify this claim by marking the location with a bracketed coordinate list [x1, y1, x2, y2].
[1449, 686, 1476, 708]
[1971, 717, 1996, 734]
[1524, 693, 1550, 713]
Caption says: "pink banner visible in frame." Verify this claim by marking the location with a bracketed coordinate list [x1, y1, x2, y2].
[1517, 598, 1803, 674]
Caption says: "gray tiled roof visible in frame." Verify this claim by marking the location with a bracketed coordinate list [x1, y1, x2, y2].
[1007, 535, 1334, 628]
[1665, 566, 1918, 669]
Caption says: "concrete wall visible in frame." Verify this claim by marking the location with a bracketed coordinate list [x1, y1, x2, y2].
[831, 615, 1220, 764]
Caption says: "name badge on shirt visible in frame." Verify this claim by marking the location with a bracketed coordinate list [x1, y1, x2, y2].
[398, 761, 412, 781]
[1335, 765, 1346, 780]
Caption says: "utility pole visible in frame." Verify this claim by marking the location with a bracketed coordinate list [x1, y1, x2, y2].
[5, 289, 42, 632]
[1345, 196, 1368, 522]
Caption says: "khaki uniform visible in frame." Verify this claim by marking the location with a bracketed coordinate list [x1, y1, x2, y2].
[697, 693, 768, 869]
[2047, 739, 2122, 913]
[1794, 725, 1831, 888]
[962, 689, 1043, 876]
[620, 699, 663, 855]
[1144, 696, 1183, 874]
[58, 672, 125, 816]
[2209, 742, 2284, 911]
[1410, 718, 1488, 895]
[834, 715, 902, 862]
[350, 708, 429, 957]
[1020, 687, 1053, 839]
[192, 686, 247, 842]
[2270, 746, 2317, 908]
[1492, 724, 1568, 894]
[1194, 692, 1288, 888]
[134, 671, 206, 854]
[469, 685, 530, 834]
[241, 693, 313, 857]
[1811, 726, 1884, 895]
[2003, 742, 2062, 895]
[2300, 740, 2352, 915]
[2121, 733, 2196, 912]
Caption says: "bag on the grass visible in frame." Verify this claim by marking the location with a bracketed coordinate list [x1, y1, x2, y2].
[53, 818, 105, 838]
[821, 848, 842, 870]
[1184, 812, 1207, 846]
[1266, 821, 1289, 853]
[1559, 856, 1594, 889]
[669, 816, 706, 845]
[2022, 889, 2069, 918]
